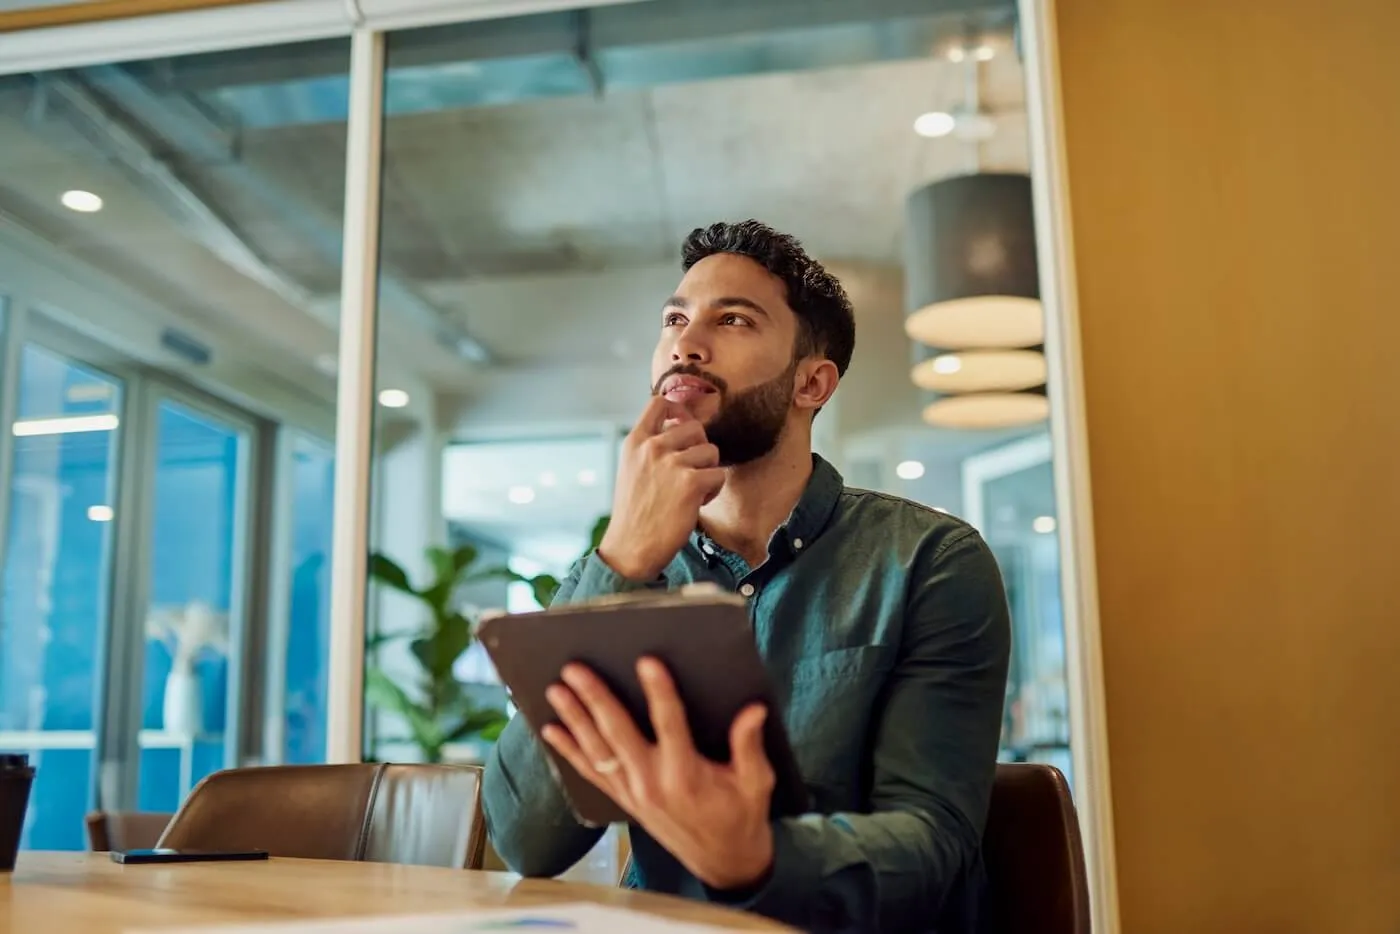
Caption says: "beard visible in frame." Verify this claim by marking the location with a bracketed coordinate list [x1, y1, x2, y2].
[653, 360, 796, 466]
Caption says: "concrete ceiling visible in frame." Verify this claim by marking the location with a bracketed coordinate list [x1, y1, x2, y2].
[0, 8, 1034, 465]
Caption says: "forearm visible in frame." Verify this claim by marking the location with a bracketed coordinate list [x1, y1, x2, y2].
[482, 714, 603, 877]
[481, 551, 662, 875]
[710, 804, 978, 933]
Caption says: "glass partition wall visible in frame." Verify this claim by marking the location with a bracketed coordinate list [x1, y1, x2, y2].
[0, 38, 348, 848]
[0, 8, 1107, 925]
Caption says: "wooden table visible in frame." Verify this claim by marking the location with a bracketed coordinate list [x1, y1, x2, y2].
[2, 852, 791, 932]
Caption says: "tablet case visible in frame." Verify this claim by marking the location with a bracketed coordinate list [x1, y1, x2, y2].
[478, 590, 809, 827]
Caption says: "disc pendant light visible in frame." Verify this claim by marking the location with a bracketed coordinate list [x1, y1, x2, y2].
[903, 171, 1048, 429]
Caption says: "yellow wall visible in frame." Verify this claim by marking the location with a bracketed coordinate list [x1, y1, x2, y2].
[1055, 2, 1400, 931]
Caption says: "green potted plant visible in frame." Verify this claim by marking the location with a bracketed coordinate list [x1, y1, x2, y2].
[365, 516, 610, 763]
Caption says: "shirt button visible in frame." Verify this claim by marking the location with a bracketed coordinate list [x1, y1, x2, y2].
[739, 583, 756, 598]
[702, 543, 715, 555]
[793, 538, 804, 550]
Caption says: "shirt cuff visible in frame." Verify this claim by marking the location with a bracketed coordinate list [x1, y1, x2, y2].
[572, 551, 664, 599]
[701, 820, 819, 922]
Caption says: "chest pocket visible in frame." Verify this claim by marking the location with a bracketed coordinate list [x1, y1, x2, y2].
[784, 645, 895, 802]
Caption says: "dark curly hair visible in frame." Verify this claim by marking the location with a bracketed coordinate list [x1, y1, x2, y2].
[680, 220, 856, 377]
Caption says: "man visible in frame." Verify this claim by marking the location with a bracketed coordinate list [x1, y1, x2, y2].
[483, 221, 1010, 933]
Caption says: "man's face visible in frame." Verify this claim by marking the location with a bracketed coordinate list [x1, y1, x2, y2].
[651, 253, 802, 466]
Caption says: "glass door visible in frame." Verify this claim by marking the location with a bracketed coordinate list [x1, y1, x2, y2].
[0, 343, 123, 849]
[135, 396, 252, 811]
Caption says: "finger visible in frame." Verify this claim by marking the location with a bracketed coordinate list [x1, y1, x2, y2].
[651, 419, 708, 452]
[540, 724, 617, 793]
[638, 657, 694, 756]
[690, 467, 727, 503]
[672, 442, 720, 469]
[546, 683, 622, 775]
[634, 395, 691, 438]
[728, 704, 773, 789]
[560, 664, 652, 770]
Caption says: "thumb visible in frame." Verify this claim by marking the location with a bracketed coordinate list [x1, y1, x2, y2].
[729, 704, 771, 785]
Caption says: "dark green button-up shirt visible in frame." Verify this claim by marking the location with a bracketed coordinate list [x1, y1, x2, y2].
[483, 455, 1010, 933]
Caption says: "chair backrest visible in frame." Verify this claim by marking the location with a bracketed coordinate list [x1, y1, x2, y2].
[981, 763, 1091, 934]
[157, 763, 486, 869]
[85, 810, 174, 852]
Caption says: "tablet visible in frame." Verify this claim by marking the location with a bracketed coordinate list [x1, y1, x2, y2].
[478, 590, 809, 827]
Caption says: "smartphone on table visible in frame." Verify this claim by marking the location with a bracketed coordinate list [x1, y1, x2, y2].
[111, 848, 269, 864]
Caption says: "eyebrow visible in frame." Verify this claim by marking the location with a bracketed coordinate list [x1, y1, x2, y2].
[662, 295, 771, 320]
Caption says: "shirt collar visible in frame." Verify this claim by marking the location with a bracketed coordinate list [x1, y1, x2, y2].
[691, 453, 845, 560]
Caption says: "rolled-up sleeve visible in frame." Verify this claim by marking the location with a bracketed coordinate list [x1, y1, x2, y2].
[482, 551, 663, 876]
[706, 529, 1011, 932]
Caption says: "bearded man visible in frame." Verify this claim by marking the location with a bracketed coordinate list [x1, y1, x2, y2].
[483, 221, 1011, 934]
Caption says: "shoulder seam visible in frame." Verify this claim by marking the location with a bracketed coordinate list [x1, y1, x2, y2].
[840, 485, 975, 526]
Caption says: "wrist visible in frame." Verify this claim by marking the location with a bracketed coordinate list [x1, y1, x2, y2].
[595, 541, 663, 583]
[703, 823, 775, 892]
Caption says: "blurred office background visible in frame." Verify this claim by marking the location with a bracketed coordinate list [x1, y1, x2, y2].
[0, 0, 1070, 853]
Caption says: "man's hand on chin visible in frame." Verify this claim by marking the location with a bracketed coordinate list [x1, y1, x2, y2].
[540, 656, 777, 891]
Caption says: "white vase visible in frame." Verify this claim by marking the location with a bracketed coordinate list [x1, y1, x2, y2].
[163, 664, 203, 736]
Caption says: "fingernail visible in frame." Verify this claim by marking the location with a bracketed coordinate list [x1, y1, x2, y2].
[546, 685, 567, 706]
[560, 665, 582, 686]
[637, 657, 659, 680]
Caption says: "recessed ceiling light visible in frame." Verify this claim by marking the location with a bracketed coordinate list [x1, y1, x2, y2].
[896, 460, 926, 480]
[577, 469, 598, 487]
[377, 388, 409, 408]
[1033, 516, 1057, 534]
[948, 47, 967, 63]
[61, 190, 103, 213]
[314, 353, 338, 376]
[508, 485, 536, 505]
[87, 505, 114, 522]
[539, 471, 557, 487]
[974, 45, 996, 61]
[12, 413, 119, 436]
[913, 111, 957, 138]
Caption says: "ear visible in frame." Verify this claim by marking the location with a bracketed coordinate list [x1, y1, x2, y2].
[792, 358, 840, 414]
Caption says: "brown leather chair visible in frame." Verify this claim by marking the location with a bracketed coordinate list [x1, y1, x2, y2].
[982, 763, 1091, 934]
[157, 763, 487, 869]
[85, 810, 174, 852]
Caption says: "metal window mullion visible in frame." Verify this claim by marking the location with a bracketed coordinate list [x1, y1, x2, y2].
[0, 298, 29, 609]
[220, 408, 258, 774]
[99, 374, 157, 811]
[258, 426, 298, 764]
[326, 26, 386, 765]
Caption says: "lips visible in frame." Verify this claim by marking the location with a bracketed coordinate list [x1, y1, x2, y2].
[661, 375, 718, 403]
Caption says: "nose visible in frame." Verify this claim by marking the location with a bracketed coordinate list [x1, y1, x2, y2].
[670, 321, 711, 364]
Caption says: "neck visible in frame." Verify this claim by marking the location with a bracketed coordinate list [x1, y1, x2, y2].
[699, 424, 814, 567]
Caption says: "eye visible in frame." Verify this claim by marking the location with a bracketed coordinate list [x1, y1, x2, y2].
[720, 313, 752, 326]
[662, 312, 686, 328]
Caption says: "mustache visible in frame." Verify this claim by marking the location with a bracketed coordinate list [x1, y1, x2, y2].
[651, 364, 729, 396]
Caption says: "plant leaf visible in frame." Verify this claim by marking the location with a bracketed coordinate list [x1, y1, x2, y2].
[425, 546, 455, 587]
[450, 544, 479, 575]
[368, 553, 416, 595]
[366, 630, 407, 651]
[465, 565, 524, 586]
[364, 667, 441, 754]
[529, 574, 561, 609]
[588, 514, 611, 552]
[444, 706, 510, 744]
[409, 612, 474, 679]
